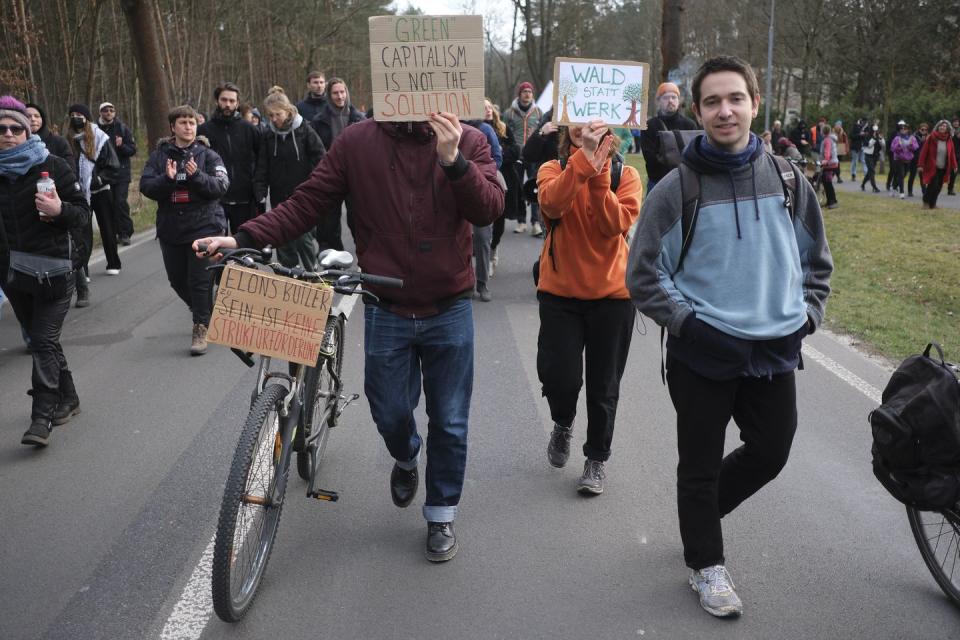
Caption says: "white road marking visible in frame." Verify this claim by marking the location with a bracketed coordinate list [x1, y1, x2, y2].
[802, 343, 883, 405]
[158, 536, 215, 640]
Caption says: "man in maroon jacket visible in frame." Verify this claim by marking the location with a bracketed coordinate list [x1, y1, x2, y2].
[196, 112, 503, 562]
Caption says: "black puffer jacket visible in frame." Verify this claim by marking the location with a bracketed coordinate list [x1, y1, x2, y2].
[198, 112, 260, 203]
[296, 94, 328, 123]
[254, 116, 326, 207]
[97, 118, 137, 181]
[25, 103, 73, 165]
[0, 155, 90, 275]
[139, 136, 229, 244]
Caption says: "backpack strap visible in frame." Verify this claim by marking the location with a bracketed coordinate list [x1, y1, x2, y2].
[610, 152, 623, 193]
[770, 153, 798, 221]
[672, 163, 702, 277]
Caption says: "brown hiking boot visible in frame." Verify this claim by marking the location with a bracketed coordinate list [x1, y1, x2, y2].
[190, 323, 208, 356]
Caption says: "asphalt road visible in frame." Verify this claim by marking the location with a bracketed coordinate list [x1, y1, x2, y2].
[1, 228, 958, 640]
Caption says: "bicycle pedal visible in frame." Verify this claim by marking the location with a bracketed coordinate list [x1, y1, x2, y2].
[336, 393, 361, 417]
[309, 489, 339, 502]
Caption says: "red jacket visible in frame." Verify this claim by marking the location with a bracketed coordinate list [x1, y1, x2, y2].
[236, 120, 504, 317]
[918, 133, 958, 186]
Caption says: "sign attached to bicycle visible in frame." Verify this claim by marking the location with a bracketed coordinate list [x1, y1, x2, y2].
[207, 263, 334, 366]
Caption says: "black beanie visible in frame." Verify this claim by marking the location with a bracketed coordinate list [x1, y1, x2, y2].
[67, 103, 93, 121]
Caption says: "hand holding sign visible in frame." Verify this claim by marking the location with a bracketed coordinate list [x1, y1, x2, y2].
[580, 120, 614, 173]
[428, 112, 462, 164]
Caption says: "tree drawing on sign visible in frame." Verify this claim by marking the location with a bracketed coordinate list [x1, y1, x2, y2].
[622, 83, 643, 127]
[558, 78, 578, 121]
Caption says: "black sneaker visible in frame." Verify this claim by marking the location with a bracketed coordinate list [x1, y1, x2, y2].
[547, 423, 572, 468]
[425, 521, 458, 562]
[390, 463, 418, 507]
[21, 418, 52, 447]
[75, 290, 90, 308]
[119, 236, 132, 246]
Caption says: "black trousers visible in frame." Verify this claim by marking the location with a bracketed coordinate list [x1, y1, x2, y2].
[892, 160, 909, 194]
[822, 169, 837, 206]
[159, 240, 214, 325]
[536, 292, 634, 462]
[907, 159, 925, 197]
[666, 356, 798, 570]
[5, 275, 74, 404]
[112, 180, 134, 238]
[90, 190, 122, 270]
[223, 202, 257, 235]
[861, 155, 879, 191]
[923, 170, 947, 208]
[315, 203, 345, 252]
[490, 214, 506, 252]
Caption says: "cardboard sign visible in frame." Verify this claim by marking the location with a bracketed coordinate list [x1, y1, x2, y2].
[207, 264, 333, 366]
[552, 57, 650, 128]
[369, 15, 485, 121]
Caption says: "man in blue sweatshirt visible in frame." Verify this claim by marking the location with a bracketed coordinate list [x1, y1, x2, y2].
[626, 56, 833, 618]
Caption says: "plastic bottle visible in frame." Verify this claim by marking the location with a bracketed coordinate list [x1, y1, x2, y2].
[37, 171, 56, 217]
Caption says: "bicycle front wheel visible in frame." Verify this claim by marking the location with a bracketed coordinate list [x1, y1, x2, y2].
[212, 383, 290, 622]
[906, 504, 960, 608]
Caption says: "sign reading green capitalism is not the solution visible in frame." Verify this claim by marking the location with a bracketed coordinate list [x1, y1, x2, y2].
[369, 15, 485, 121]
[552, 57, 650, 128]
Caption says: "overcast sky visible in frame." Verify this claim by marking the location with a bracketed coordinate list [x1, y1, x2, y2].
[392, 0, 515, 46]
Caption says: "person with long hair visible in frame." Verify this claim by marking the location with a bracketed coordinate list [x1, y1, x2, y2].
[66, 104, 122, 307]
[254, 87, 326, 269]
[0, 96, 90, 446]
[484, 98, 517, 278]
[819, 122, 839, 209]
[917, 119, 958, 210]
[536, 120, 642, 495]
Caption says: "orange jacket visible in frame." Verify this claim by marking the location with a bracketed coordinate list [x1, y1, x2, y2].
[536, 148, 642, 300]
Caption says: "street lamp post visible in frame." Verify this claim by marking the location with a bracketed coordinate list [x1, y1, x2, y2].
[764, 0, 775, 131]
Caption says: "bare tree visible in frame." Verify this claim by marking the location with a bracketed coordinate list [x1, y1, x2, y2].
[119, 0, 170, 147]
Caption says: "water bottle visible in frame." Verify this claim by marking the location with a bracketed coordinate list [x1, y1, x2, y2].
[37, 171, 56, 218]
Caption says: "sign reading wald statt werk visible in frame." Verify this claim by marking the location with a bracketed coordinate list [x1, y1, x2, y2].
[369, 15, 485, 121]
[552, 57, 650, 128]
[207, 264, 333, 367]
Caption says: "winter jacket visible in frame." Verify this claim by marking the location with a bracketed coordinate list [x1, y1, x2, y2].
[296, 94, 328, 123]
[97, 118, 137, 182]
[821, 133, 839, 169]
[198, 112, 260, 204]
[626, 135, 833, 381]
[850, 122, 864, 150]
[503, 99, 543, 147]
[139, 136, 229, 245]
[72, 127, 120, 200]
[235, 119, 504, 317]
[891, 134, 919, 163]
[522, 107, 558, 165]
[25, 103, 73, 165]
[311, 102, 364, 150]
[536, 147, 642, 300]
[0, 154, 89, 276]
[917, 128, 958, 186]
[463, 121, 502, 168]
[254, 115, 326, 207]
[639, 111, 699, 182]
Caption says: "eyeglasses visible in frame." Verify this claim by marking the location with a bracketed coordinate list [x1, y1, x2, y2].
[0, 124, 26, 135]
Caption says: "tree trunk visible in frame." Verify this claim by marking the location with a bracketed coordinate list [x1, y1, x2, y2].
[660, 0, 683, 82]
[119, 0, 170, 149]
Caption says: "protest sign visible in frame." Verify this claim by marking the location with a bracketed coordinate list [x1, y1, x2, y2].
[552, 57, 650, 128]
[369, 15, 485, 121]
[207, 264, 333, 366]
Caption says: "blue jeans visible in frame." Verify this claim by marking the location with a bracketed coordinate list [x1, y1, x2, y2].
[364, 299, 474, 523]
[849, 148, 864, 178]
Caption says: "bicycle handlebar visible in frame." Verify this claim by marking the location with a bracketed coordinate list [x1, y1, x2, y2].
[208, 247, 404, 290]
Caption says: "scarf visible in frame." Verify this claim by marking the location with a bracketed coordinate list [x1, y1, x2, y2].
[0, 135, 49, 178]
[697, 133, 763, 170]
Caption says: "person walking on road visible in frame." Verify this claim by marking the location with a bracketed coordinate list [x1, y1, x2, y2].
[25, 104, 73, 165]
[296, 71, 328, 123]
[198, 83, 260, 233]
[0, 96, 90, 447]
[860, 125, 882, 193]
[193, 112, 504, 563]
[140, 105, 229, 356]
[890, 121, 918, 199]
[96, 102, 137, 246]
[626, 56, 833, 618]
[503, 82, 544, 236]
[639, 81, 698, 193]
[917, 119, 957, 210]
[536, 122, 641, 495]
[819, 122, 839, 209]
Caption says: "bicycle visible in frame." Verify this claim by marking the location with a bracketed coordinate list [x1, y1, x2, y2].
[205, 247, 402, 622]
[904, 360, 960, 609]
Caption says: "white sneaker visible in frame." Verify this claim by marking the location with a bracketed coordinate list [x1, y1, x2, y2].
[900, 193, 905, 199]
[531, 222, 544, 237]
[689, 565, 743, 617]
[513, 223, 527, 234]
[105, 268, 120, 276]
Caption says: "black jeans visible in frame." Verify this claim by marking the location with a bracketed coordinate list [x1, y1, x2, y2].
[315, 203, 345, 252]
[892, 160, 909, 194]
[5, 275, 74, 402]
[112, 180, 134, 238]
[861, 155, 878, 191]
[822, 169, 837, 206]
[159, 240, 214, 325]
[490, 214, 506, 252]
[90, 190, 122, 270]
[536, 292, 634, 462]
[222, 202, 257, 235]
[923, 170, 947, 208]
[907, 160, 925, 197]
[666, 356, 797, 570]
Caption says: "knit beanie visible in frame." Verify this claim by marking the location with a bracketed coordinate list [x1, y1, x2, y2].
[0, 95, 30, 130]
[67, 103, 93, 121]
[656, 82, 680, 99]
[517, 81, 535, 96]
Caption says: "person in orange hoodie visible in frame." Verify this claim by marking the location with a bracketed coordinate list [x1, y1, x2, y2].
[535, 119, 642, 495]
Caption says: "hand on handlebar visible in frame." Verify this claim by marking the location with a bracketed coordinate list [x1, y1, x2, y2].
[192, 236, 237, 261]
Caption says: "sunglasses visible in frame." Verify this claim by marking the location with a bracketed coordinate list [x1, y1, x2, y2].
[0, 124, 26, 135]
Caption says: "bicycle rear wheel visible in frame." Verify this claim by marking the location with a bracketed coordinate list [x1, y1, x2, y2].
[212, 383, 290, 622]
[906, 504, 960, 608]
[296, 315, 344, 480]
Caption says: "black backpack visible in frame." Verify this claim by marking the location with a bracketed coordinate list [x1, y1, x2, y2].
[870, 343, 960, 509]
[531, 154, 624, 286]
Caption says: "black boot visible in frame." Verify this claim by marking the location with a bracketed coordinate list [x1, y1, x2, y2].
[75, 272, 90, 308]
[425, 521, 458, 562]
[21, 390, 58, 447]
[52, 369, 81, 426]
